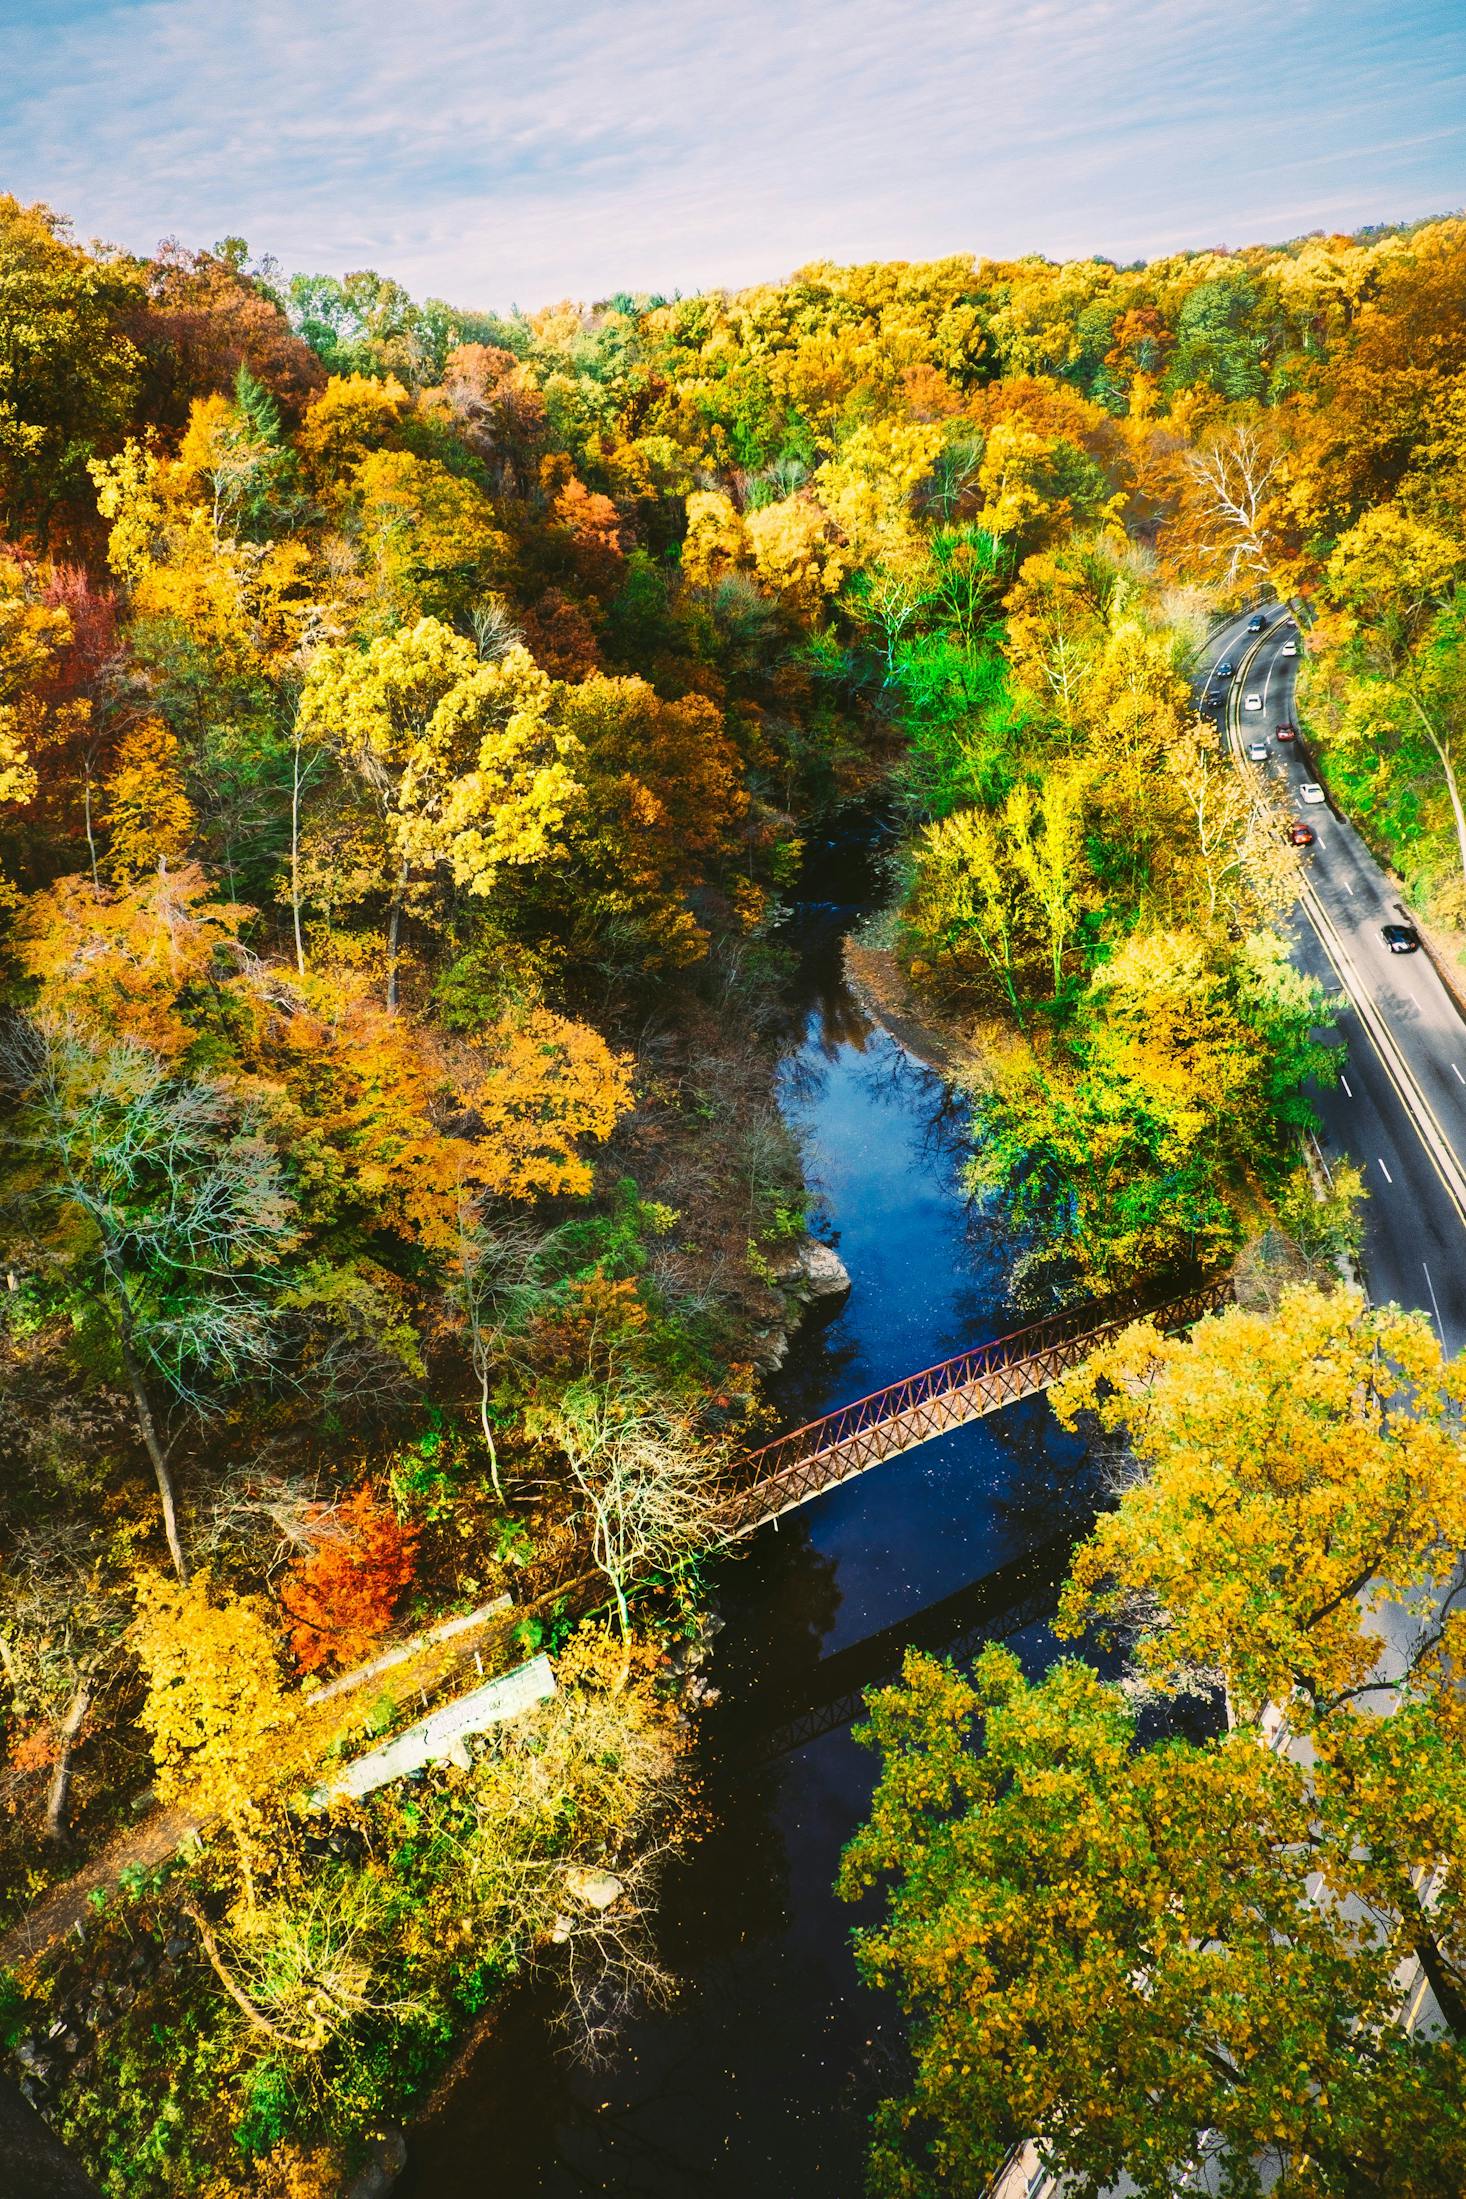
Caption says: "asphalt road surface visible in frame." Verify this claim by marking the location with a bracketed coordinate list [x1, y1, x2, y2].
[1196, 607, 1466, 1357]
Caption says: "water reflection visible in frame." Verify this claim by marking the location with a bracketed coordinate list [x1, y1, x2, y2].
[400, 842, 1093, 2198]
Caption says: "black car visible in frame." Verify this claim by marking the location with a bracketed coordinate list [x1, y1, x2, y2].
[1247, 614, 1268, 633]
[1382, 923, 1421, 955]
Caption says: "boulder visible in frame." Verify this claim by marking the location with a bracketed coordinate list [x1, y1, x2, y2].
[768, 1236, 851, 1303]
[794, 1239, 851, 1299]
[564, 1866, 624, 1912]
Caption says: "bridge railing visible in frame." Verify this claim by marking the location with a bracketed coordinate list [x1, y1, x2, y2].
[524, 1275, 1233, 1599]
[717, 1275, 1233, 1534]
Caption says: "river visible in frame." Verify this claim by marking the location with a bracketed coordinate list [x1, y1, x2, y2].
[400, 818, 1096, 2197]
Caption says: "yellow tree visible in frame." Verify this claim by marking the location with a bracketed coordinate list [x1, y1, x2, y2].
[0, 550, 68, 895]
[904, 804, 1029, 1014]
[101, 716, 195, 882]
[1005, 768, 1091, 995]
[1004, 546, 1107, 735]
[134, 1571, 294, 1905]
[298, 621, 580, 1004]
[681, 489, 748, 588]
[351, 448, 508, 626]
[1052, 1284, 1466, 1725]
[294, 371, 409, 490]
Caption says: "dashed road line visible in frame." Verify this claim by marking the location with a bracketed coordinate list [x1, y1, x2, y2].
[1378, 1159, 1394, 1184]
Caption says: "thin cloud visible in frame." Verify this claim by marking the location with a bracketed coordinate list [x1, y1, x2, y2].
[1, 0, 1462, 305]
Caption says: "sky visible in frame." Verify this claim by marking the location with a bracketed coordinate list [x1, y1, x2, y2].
[1, 0, 1463, 312]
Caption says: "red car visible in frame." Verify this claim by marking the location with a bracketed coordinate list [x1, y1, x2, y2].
[1287, 820, 1315, 846]
[1275, 723, 1297, 742]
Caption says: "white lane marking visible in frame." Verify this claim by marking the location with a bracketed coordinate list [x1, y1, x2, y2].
[1378, 1158, 1394, 1184]
[1454, 1064, 1465, 1086]
[1423, 1261, 1446, 1346]
[1313, 835, 1326, 851]
[1341, 1075, 1353, 1098]
[1340, 878, 1353, 894]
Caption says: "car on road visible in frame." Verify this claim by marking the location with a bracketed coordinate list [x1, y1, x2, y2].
[1247, 740, 1269, 761]
[1299, 781, 1327, 805]
[1382, 923, 1422, 955]
[1244, 692, 1263, 710]
[1247, 614, 1268, 633]
[1216, 660, 1235, 679]
[1275, 723, 1297, 742]
[1287, 820, 1316, 846]
[1282, 640, 1298, 656]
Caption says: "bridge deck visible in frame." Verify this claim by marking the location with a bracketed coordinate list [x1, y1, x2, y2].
[525, 1277, 1232, 1607]
[716, 1276, 1232, 1541]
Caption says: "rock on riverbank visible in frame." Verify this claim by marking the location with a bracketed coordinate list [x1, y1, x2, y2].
[749, 1235, 852, 1371]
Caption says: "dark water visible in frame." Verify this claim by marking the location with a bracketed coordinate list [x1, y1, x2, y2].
[400, 824, 1093, 2198]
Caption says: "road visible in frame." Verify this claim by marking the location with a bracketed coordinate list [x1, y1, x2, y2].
[1195, 609, 1466, 1356]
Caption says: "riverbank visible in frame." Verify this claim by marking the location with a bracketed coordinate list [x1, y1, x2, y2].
[842, 938, 967, 1079]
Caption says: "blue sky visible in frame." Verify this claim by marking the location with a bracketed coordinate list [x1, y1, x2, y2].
[1, 0, 1462, 310]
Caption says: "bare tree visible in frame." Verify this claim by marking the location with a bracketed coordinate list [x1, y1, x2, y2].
[2, 1020, 296, 1578]
[0, 1521, 132, 1841]
[1184, 424, 1286, 597]
[545, 1368, 725, 1669]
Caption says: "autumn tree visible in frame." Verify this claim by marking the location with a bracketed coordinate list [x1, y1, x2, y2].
[134, 1570, 294, 1905]
[841, 1644, 1466, 2199]
[1309, 509, 1466, 891]
[281, 1485, 418, 1675]
[298, 621, 580, 1003]
[100, 714, 195, 880]
[0, 194, 142, 527]
[965, 930, 1330, 1289]
[1052, 1284, 1466, 1728]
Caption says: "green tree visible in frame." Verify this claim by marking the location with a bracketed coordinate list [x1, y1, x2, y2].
[841, 1645, 1466, 2199]
[0, 193, 142, 526]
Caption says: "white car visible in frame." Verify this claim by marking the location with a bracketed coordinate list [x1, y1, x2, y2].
[1247, 740, 1269, 762]
[1282, 640, 1298, 656]
[1244, 692, 1263, 710]
[1299, 781, 1327, 805]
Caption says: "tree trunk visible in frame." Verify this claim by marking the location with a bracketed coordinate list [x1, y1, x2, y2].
[113, 1310, 187, 1581]
[478, 1368, 505, 1504]
[44, 1671, 94, 1843]
[1412, 1923, 1466, 2039]
[385, 860, 409, 1011]
[82, 775, 101, 900]
[289, 726, 307, 977]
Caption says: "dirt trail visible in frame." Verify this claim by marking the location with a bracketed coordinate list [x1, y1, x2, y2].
[0, 1807, 199, 1974]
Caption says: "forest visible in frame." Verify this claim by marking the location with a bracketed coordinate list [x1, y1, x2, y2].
[0, 193, 1464, 2193]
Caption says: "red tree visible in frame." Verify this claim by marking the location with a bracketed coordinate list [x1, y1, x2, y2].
[281, 1486, 419, 1676]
